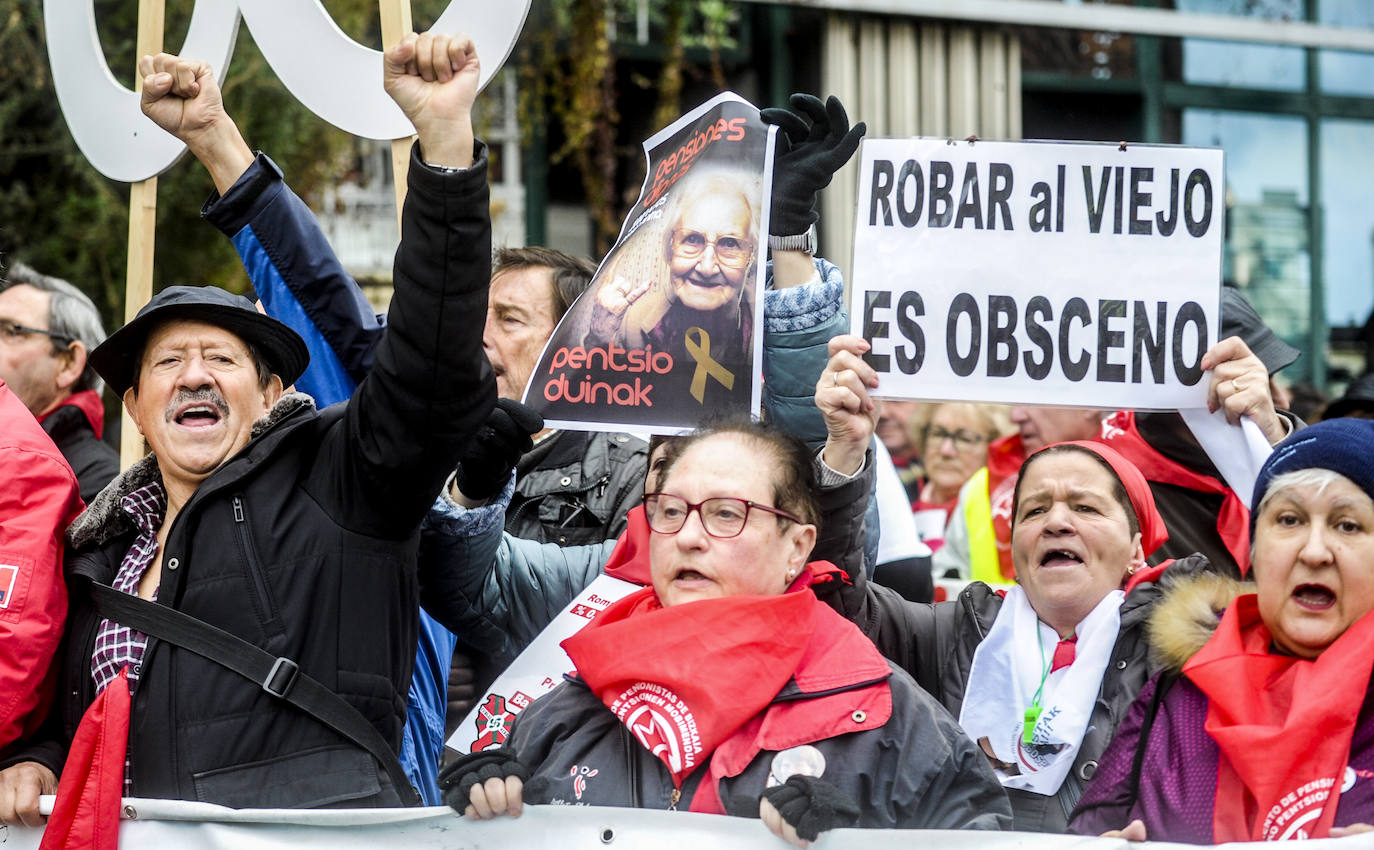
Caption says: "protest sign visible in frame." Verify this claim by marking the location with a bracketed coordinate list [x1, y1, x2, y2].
[850, 139, 1224, 410]
[524, 93, 775, 434]
[447, 574, 639, 754]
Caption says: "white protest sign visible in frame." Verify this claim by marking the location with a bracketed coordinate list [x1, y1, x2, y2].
[851, 139, 1224, 410]
[446, 574, 639, 754]
[45, 0, 531, 181]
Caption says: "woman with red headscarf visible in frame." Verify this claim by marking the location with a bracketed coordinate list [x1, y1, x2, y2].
[821, 335, 1204, 833]
[1071, 418, 1374, 842]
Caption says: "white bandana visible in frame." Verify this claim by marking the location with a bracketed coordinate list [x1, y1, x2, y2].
[959, 585, 1123, 796]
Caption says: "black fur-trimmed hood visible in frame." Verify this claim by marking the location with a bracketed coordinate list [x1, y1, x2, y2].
[67, 392, 315, 550]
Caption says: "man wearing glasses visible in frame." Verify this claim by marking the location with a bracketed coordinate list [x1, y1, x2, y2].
[0, 265, 117, 501]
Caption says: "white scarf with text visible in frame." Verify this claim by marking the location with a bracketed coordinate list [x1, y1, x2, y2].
[959, 585, 1123, 796]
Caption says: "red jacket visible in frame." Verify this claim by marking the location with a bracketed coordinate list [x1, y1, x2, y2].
[0, 379, 82, 749]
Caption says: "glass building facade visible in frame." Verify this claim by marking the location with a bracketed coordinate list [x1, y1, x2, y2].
[1020, 0, 1374, 387]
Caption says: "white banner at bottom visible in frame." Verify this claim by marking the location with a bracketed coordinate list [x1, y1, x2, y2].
[6, 799, 1374, 849]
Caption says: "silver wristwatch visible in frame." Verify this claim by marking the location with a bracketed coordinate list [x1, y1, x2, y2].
[767, 224, 817, 255]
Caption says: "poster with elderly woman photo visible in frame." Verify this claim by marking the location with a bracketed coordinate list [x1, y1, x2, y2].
[524, 93, 774, 434]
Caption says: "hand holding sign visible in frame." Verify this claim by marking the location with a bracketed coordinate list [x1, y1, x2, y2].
[760, 774, 862, 846]
[1099, 819, 1150, 840]
[1202, 336, 1285, 445]
[384, 32, 480, 169]
[817, 334, 879, 477]
[453, 399, 545, 502]
[438, 748, 530, 820]
[0, 760, 56, 827]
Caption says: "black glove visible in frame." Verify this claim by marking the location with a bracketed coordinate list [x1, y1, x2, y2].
[760, 774, 861, 841]
[453, 398, 544, 500]
[760, 94, 867, 236]
[437, 748, 532, 813]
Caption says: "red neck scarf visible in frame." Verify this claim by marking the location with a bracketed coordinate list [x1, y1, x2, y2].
[41, 667, 130, 850]
[1100, 410, 1250, 571]
[562, 583, 819, 787]
[986, 434, 1029, 579]
[1185, 595, 1374, 841]
[38, 389, 106, 440]
[602, 505, 652, 585]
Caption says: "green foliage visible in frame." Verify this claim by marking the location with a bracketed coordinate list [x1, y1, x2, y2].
[517, 0, 746, 254]
[0, 0, 741, 324]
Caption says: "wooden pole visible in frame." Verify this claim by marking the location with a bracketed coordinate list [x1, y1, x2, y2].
[119, 0, 165, 470]
[379, 0, 415, 233]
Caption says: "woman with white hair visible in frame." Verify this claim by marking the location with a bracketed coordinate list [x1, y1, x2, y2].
[1071, 418, 1374, 841]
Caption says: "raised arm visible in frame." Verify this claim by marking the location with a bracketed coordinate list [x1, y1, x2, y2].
[140, 53, 384, 401]
[760, 92, 865, 448]
[310, 31, 497, 532]
[139, 53, 252, 192]
[420, 497, 616, 666]
[809, 336, 955, 682]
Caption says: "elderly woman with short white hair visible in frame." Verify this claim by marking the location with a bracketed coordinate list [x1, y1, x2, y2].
[1071, 418, 1374, 841]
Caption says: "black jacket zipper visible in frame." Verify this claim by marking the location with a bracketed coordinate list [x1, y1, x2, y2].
[232, 495, 283, 637]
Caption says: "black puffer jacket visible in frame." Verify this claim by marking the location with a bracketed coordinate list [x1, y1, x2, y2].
[4, 143, 496, 808]
[852, 554, 1212, 832]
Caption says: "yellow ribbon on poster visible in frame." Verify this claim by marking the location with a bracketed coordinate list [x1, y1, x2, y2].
[684, 327, 735, 404]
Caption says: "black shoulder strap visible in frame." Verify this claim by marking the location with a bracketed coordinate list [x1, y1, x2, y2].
[87, 581, 421, 806]
[1127, 670, 1179, 806]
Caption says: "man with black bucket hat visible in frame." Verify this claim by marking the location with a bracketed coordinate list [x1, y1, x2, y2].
[0, 30, 496, 826]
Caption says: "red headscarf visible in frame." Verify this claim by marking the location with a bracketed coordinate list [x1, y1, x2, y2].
[1099, 410, 1251, 571]
[1024, 440, 1170, 560]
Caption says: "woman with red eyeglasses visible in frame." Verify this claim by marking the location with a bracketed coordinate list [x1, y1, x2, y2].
[438, 416, 1009, 845]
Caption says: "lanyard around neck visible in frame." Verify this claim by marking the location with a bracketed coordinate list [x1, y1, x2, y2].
[1023, 622, 1060, 745]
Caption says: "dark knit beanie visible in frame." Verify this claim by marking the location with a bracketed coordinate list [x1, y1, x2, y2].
[1250, 418, 1374, 535]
